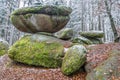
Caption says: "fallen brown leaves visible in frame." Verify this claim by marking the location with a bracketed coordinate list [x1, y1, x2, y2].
[0, 55, 86, 80]
[86, 43, 120, 69]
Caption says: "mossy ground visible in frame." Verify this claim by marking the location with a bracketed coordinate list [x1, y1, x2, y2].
[0, 43, 8, 56]
[8, 35, 64, 68]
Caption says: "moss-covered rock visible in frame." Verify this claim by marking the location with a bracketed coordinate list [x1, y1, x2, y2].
[86, 49, 120, 80]
[79, 31, 104, 38]
[61, 45, 87, 75]
[54, 28, 73, 40]
[71, 36, 93, 45]
[87, 38, 103, 44]
[12, 5, 72, 16]
[8, 34, 65, 68]
[0, 39, 9, 56]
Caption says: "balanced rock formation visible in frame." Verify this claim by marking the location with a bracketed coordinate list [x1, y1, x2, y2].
[0, 39, 9, 56]
[61, 45, 87, 75]
[10, 5, 72, 33]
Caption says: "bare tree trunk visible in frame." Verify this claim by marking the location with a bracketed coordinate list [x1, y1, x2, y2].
[104, 0, 119, 42]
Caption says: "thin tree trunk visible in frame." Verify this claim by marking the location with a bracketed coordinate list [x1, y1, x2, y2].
[104, 0, 118, 42]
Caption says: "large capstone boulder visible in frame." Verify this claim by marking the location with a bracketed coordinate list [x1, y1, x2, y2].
[8, 34, 70, 68]
[79, 31, 104, 38]
[71, 36, 92, 45]
[54, 28, 73, 40]
[0, 39, 9, 56]
[61, 45, 87, 75]
[10, 5, 72, 33]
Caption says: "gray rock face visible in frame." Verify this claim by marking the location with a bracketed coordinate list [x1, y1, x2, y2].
[86, 50, 120, 80]
[61, 45, 87, 75]
[54, 28, 73, 40]
[79, 31, 104, 38]
[85, 43, 120, 80]
[11, 5, 72, 33]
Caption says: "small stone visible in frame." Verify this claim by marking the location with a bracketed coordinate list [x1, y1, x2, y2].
[71, 36, 92, 45]
[54, 28, 73, 40]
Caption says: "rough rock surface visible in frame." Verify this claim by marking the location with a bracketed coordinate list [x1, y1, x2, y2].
[0, 55, 86, 80]
[86, 43, 120, 80]
[54, 28, 73, 40]
[87, 38, 103, 44]
[79, 31, 104, 38]
[11, 5, 72, 33]
[0, 39, 9, 56]
[61, 45, 87, 75]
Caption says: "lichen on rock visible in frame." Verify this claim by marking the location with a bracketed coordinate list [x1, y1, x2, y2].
[87, 38, 103, 44]
[61, 45, 87, 75]
[71, 36, 93, 45]
[54, 28, 73, 40]
[86, 43, 120, 80]
[8, 34, 64, 68]
[79, 31, 104, 38]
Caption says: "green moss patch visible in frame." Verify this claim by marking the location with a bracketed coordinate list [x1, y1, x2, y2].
[8, 35, 64, 68]
[0, 42, 9, 56]
[71, 36, 93, 45]
[61, 45, 87, 75]
[11, 5, 72, 16]
[79, 31, 104, 38]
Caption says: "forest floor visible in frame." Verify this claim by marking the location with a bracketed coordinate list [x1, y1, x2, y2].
[0, 43, 120, 80]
